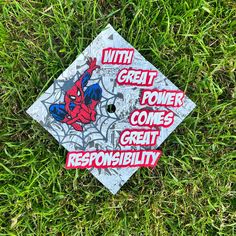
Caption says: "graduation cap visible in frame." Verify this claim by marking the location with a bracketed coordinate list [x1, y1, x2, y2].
[27, 24, 195, 194]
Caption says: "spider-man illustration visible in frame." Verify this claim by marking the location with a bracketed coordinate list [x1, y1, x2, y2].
[49, 58, 102, 131]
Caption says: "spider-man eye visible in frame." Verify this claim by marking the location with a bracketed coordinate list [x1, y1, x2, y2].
[69, 95, 76, 100]
[77, 90, 81, 96]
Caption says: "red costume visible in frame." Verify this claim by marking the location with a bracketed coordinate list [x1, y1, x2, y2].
[49, 58, 102, 131]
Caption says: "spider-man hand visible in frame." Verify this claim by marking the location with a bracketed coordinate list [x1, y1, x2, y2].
[87, 57, 100, 74]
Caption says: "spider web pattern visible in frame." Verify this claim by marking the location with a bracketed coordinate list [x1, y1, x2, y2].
[40, 70, 121, 151]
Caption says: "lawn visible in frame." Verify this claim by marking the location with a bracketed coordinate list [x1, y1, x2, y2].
[0, 0, 235, 235]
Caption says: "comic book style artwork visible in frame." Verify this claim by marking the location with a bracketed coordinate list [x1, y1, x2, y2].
[27, 24, 196, 194]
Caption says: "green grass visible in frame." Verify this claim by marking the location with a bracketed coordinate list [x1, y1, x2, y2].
[0, 0, 236, 235]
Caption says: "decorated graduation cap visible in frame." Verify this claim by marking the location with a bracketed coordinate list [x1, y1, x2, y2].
[27, 24, 196, 194]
